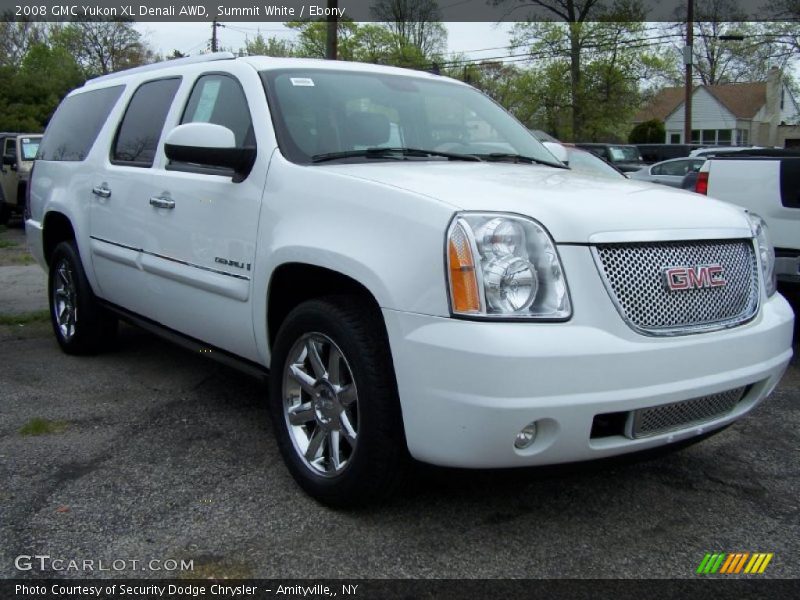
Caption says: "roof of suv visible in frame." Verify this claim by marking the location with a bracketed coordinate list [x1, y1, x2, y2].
[83, 52, 462, 88]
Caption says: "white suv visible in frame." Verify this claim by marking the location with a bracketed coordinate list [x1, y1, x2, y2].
[26, 53, 794, 505]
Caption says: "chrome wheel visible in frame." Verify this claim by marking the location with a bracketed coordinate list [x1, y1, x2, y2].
[53, 259, 77, 341]
[282, 333, 358, 477]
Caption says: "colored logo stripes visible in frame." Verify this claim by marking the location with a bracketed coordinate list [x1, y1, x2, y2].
[697, 553, 773, 574]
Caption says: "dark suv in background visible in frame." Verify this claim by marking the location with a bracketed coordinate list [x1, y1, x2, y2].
[574, 143, 643, 173]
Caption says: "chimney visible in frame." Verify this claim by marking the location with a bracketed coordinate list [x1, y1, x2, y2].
[766, 67, 781, 147]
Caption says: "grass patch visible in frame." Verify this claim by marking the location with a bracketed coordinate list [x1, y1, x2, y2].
[0, 239, 17, 249]
[0, 310, 50, 326]
[20, 417, 68, 436]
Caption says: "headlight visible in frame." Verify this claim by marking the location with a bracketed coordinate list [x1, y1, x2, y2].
[446, 213, 571, 319]
[747, 212, 776, 297]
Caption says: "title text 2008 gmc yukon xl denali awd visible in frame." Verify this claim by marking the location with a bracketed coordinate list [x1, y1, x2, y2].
[26, 54, 794, 505]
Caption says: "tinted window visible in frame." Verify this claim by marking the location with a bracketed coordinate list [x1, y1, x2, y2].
[113, 78, 180, 167]
[38, 86, 124, 161]
[4, 139, 16, 155]
[180, 75, 254, 147]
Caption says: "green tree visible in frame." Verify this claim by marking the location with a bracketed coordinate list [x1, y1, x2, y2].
[0, 20, 46, 68]
[510, 15, 673, 140]
[50, 20, 155, 76]
[503, 0, 652, 139]
[370, 0, 448, 58]
[0, 43, 84, 131]
[629, 119, 666, 143]
[286, 20, 360, 60]
[243, 33, 296, 57]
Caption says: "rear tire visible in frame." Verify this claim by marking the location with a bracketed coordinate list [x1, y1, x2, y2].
[48, 240, 117, 354]
[268, 295, 407, 507]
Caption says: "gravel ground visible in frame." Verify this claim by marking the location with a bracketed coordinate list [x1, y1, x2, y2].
[0, 222, 798, 580]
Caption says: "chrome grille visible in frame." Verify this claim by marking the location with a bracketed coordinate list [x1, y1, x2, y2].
[628, 387, 747, 438]
[593, 240, 759, 335]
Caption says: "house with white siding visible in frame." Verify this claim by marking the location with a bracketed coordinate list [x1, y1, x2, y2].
[633, 68, 800, 147]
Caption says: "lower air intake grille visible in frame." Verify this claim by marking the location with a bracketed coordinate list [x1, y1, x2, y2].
[628, 387, 747, 439]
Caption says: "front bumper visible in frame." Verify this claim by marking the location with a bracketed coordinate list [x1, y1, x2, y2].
[383, 248, 794, 468]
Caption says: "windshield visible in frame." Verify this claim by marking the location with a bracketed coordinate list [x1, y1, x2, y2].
[20, 138, 40, 161]
[567, 148, 624, 179]
[261, 69, 561, 166]
[608, 146, 642, 162]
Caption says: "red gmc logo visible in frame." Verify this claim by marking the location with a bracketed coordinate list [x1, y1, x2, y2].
[664, 265, 726, 291]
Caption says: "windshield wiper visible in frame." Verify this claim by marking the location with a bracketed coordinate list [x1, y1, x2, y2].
[478, 153, 567, 168]
[311, 147, 483, 163]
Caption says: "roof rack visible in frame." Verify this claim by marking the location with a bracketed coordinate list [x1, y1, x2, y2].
[84, 52, 236, 85]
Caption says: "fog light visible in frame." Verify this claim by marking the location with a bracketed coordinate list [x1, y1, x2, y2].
[514, 422, 538, 449]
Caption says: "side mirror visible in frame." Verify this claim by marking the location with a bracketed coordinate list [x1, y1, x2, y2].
[164, 123, 256, 182]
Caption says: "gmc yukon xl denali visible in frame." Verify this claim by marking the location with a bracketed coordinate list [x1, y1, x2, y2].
[26, 54, 795, 505]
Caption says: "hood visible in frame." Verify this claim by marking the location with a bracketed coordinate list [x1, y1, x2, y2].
[323, 162, 752, 243]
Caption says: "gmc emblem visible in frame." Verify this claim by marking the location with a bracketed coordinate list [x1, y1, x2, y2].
[664, 265, 726, 291]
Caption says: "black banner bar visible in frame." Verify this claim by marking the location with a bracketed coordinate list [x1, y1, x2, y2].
[1, 0, 797, 22]
[3, 579, 800, 600]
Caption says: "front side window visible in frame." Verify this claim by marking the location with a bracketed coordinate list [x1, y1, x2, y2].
[4, 139, 16, 156]
[261, 69, 561, 166]
[180, 74, 254, 148]
[112, 78, 181, 167]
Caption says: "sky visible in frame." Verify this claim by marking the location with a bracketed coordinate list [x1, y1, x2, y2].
[136, 22, 515, 60]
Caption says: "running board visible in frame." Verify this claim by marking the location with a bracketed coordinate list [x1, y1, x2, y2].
[100, 301, 269, 382]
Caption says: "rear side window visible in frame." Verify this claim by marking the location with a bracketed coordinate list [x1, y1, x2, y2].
[112, 78, 181, 167]
[38, 85, 124, 161]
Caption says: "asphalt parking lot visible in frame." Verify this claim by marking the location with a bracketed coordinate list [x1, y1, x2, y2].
[0, 222, 798, 580]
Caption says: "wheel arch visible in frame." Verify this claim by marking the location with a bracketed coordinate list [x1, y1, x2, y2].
[266, 262, 384, 350]
[42, 211, 76, 267]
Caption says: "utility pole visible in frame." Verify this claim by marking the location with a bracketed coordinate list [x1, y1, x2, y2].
[683, 0, 694, 144]
[211, 19, 224, 53]
[326, 0, 338, 60]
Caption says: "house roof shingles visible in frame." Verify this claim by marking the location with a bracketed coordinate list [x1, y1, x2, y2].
[634, 82, 767, 123]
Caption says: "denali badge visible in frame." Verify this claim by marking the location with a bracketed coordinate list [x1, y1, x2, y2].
[215, 257, 251, 271]
[664, 265, 726, 291]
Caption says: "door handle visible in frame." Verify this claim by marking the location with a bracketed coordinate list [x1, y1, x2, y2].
[149, 196, 175, 210]
[92, 185, 112, 198]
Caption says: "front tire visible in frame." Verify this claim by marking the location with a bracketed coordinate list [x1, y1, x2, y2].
[268, 295, 407, 507]
[48, 240, 117, 354]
